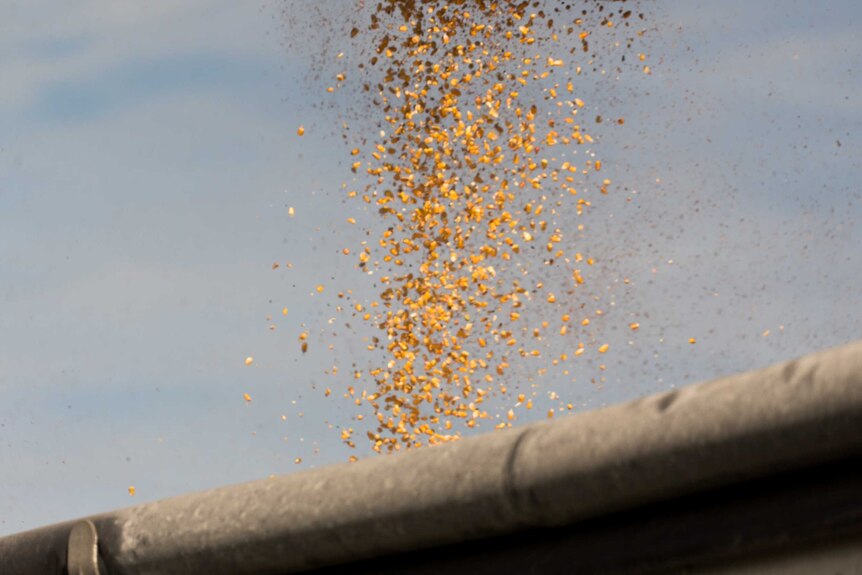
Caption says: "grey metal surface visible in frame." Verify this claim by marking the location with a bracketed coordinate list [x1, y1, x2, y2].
[697, 536, 862, 575]
[304, 455, 862, 575]
[1, 339, 861, 574]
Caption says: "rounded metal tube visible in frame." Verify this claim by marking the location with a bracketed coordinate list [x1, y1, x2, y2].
[1, 340, 861, 574]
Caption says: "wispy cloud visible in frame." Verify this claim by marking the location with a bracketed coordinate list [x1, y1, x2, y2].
[0, 0, 272, 111]
[23, 52, 273, 123]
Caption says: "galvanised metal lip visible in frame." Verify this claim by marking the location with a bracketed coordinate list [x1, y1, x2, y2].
[2, 340, 861, 574]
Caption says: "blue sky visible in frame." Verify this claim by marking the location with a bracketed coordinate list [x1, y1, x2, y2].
[1, 0, 860, 535]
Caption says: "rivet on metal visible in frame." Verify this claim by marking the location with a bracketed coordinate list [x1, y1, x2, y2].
[67, 520, 100, 575]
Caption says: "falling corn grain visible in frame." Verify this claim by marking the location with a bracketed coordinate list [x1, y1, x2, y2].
[285, 1, 650, 452]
